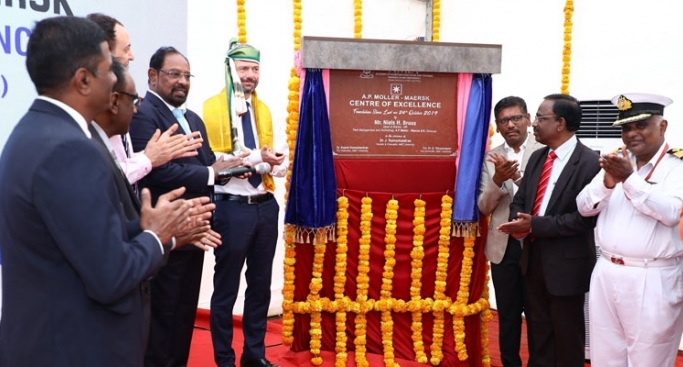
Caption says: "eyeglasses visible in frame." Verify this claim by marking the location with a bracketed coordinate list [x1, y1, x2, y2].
[534, 114, 558, 123]
[496, 114, 526, 125]
[158, 69, 194, 81]
[117, 90, 141, 107]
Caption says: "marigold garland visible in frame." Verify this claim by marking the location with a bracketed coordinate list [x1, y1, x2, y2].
[480, 262, 493, 367]
[431, 0, 441, 42]
[430, 194, 453, 365]
[410, 199, 428, 364]
[354, 196, 373, 367]
[561, 0, 574, 95]
[353, 0, 362, 39]
[308, 230, 327, 365]
[236, 0, 247, 43]
[281, 225, 296, 345]
[334, 196, 350, 367]
[381, 199, 399, 367]
[454, 235, 476, 361]
[285, 0, 302, 197]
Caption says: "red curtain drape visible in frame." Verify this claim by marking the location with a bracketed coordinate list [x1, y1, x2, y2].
[289, 159, 489, 367]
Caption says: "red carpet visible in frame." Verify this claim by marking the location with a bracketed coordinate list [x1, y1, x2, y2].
[189, 309, 683, 366]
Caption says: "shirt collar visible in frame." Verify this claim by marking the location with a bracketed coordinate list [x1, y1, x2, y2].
[89, 122, 115, 153]
[551, 135, 578, 161]
[36, 96, 91, 138]
[503, 140, 527, 154]
[147, 90, 186, 113]
[630, 141, 669, 168]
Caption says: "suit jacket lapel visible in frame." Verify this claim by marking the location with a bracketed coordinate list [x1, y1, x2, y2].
[544, 141, 584, 214]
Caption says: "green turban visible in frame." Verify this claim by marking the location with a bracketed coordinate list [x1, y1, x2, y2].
[226, 38, 260, 64]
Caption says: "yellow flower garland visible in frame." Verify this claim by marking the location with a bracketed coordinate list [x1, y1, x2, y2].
[309, 230, 327, 365]
[432, 0, 441, 42]
[454, 235, 475, 361]
[281, 0, 302, 346]
[354, 0, 362, 39]
[480, 263, 493, 367]
[430, 194, 453, 365]
[355, 196, 372, 367]
[285, 0, 302, 197]
[561, 0, 574, 95]
[381, 199, 399, 367]
[281, 225, 296, 345]
[410, 199, 428, 364]
[236, 0, 247, 43]
[334, 196, 350, 367]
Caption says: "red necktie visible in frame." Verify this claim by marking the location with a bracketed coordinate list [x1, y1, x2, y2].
[532, 151, 557, 216]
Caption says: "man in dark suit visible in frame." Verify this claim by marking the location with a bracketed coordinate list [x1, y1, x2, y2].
[0, 16, 200, 367]
[478, 96, 543, 367]
[498, 94, 600, 367]
[129, 46, 246, 366]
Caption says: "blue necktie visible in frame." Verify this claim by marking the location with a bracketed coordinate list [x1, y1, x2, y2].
[172, 108, 192, 134]
[242, 102, 262, 188]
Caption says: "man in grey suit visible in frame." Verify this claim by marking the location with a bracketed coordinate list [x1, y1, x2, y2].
[478, 96, 542, 367]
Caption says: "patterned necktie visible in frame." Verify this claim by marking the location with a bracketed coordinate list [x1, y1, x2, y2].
[532, 151, 558, 216]
[242, 102, 262, 188]
[172, 108, 192, 134]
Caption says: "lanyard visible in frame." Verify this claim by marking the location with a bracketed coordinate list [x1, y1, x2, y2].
[643, 143, 669, 182]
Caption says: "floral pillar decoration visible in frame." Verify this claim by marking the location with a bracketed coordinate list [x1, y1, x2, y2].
[354, 196, 373, 367]
[410, 198, 428, 364]
[334, 195, 350, 367]
[561, 0, 574, 95]
[354, 0, 362, 39]
[380, 199, 399, 367]
[281, 0, 302, 347]
[430, 194, 453, 365]
[236, 0, 247, 43]
[431, 0, 441, 42]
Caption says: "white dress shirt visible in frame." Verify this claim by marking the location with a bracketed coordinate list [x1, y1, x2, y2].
[214, 98, 289, 196]
[503, 140, 526, 195]
[538, 135, 577, 215]
[577, 141, 683, 258]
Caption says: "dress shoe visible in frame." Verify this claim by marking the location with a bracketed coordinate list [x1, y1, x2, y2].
[240, 357, 282, 367]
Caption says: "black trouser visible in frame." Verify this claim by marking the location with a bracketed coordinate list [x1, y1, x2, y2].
[145, 249, 205, 367]
[491, 237, 535, 367]
[210, 196, 279, 367]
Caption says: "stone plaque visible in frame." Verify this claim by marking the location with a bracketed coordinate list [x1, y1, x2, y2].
[329, 69, 458, 159]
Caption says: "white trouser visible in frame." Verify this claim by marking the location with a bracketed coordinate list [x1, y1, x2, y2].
[589, 256, 683, 367]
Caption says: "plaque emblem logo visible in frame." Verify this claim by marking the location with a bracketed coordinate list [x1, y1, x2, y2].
[359, 70, 374, 79]
[390, 84, 403, 95]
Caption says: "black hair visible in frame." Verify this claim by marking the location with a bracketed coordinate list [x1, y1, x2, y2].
[494, 96, 528, 120]
[544, 93, 582, 132]
[148, 46, 188, 70]
[26, 16, 107, 94]
[112, 59, 127, 92]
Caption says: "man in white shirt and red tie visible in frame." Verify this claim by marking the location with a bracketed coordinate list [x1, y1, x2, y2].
[498, 94, 600, 367]
[577, 93, 683, 366]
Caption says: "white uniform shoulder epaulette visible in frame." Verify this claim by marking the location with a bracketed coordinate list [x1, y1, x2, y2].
[667, 148, 683, 160]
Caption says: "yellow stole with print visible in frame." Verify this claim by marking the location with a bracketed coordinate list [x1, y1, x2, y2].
[203, 88, 275, 191]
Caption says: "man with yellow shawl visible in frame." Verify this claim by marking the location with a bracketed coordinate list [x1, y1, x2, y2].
[203, 39, 288, 367]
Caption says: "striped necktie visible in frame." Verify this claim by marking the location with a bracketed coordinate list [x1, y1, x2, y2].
[532, 151, 557, 216]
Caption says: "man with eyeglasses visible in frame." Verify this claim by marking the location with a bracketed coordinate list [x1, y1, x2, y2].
[497, 94, 600, 367]
[577, 93, 683, 366]
[129, 46, 247, 367]
[478, 96, 543, 367]
[87, 13, 201, 189]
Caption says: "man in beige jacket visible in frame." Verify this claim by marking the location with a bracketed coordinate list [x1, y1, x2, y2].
[478, 96, 543, 367]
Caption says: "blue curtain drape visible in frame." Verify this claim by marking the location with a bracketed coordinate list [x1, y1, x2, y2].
[284, 69, 337, 230]
[452, 74, 492, 223]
